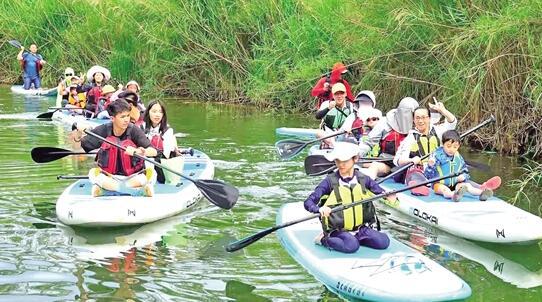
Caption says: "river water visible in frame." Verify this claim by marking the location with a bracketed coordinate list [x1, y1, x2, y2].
[0, 85, 540, 301]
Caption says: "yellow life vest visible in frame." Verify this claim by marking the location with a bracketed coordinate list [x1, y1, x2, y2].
[409, 128, 440, 163]
[318, 170, 377, 232]
[68, 93, 86, 108]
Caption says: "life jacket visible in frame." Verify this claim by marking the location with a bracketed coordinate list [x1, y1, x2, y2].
[322, 102, 353, 131]
[19, 53, 43, 74]
[435, 152, 465, 187]
[350, 117, 364, 142]
[409, 128, 441, 164]
[68, 93, 86, 108]
[361, 133, 381, 157]
[85, 86, 103, 113]
[318, 170, 377, 233]
[96, 135, 145, 176]
[380, 129, 406, 156]
[150, 134, 164, 152]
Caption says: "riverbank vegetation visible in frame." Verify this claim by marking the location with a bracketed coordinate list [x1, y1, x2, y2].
[1, 0, 542, 159]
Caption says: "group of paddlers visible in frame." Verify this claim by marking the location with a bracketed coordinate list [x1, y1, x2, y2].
[304, 62, 501, 253]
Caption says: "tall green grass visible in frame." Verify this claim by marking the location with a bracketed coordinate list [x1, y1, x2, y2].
[1, 0, 542, 157]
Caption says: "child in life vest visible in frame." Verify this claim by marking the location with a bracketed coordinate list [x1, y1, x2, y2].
[303, 142, 395, 253]
[424, 130, 501, 201]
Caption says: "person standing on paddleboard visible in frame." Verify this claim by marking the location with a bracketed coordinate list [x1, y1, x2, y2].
[17, 44, 46, 90]
[304, 142, 395, 253]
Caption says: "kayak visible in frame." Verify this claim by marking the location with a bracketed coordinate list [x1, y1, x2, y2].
[379, 179, 542, 243]
[10, 85, 57, 96]
[58, 214, 190, 260]
[51, 109, 108, 129]
[56, 149, 214, 227]
[275, 127, 319, 139]
[416, 231, 542, 289]
[276, 202, 471, 301]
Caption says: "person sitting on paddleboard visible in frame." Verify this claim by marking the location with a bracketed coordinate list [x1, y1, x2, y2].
[338, 90, 377, 143]
[141, 100, 181, 184]
[356, 97, 419, 179]
[393, 100, 457, 195]
[95, 85, 118, 119]
[65, 81, 86, 110]
[112, 80, 145, 111]
[311, 62, 354, 108]
[304, 142, 395, 253]
[82, 65, 111, 117]
[57, 67, 76, 102]
[424, 130, 501, 201]
[315, 83, 356, 148]
[76, 99, 157, 197]
[17, 44, 46, 90]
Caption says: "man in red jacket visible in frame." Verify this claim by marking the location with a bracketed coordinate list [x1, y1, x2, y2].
[311, 62, 354, 107]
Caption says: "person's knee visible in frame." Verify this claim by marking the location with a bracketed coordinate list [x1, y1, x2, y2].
[372, 233, 390, 249]
[343, 240, 360, 253]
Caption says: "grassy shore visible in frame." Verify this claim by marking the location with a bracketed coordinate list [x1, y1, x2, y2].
[1, 0, 542, 157]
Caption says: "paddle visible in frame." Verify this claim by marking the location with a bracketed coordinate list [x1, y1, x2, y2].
[57, 175, 88, 180]
[31, 146, 96, 163]
[36, 107, 87, 119]
[376, 114, 496, 184]
[9, 39, 62, 74]
[275, 126, 363, 160]
[304, 154, 393, 176]
[83, 129, 238, 210]
[225, 169, 465, 252]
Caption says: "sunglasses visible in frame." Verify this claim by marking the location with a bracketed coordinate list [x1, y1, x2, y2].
[366, 117, 379, 122]
[65, 73, 74, 76]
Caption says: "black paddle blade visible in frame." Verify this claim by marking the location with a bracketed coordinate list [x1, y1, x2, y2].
[275, 139, 308, 160]
[36, 111, 54, 119]
[31, 147, 71, 163]
[195, 179, 239, 209]
[225, 226, 276, 252]
[304, 155, 333, 175]
[9, 40, 22, 48]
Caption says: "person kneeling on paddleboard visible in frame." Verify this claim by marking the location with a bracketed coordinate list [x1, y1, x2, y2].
[424, 130, 501, 201]
[77, 99, 158, 197]
[303, 142, 396, 253]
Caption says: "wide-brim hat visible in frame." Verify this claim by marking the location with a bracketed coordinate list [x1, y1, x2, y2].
[323, 142, 360, 162]
[101, 85, 116, 94]
[86, 65, 111, 82]
[386, 97, 418, 134]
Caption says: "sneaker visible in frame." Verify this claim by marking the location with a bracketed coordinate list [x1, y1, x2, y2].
[143, 184, 154, 197]
[452, 186, 467, 202]
[88, 168, 101, 184]
[479, 188, 494, 201]
[481, 176, 501, 191]
[91, 184, 103, 197]
[409, 181, 429, 196]
[314, 232, 324, 246]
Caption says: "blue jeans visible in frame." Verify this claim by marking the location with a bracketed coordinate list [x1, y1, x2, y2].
[23, 75, 41, 89]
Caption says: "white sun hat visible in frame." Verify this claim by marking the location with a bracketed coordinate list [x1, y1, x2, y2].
[86, 65, 111, 82]
[358, 107, 383, 122]
[323, 142, 361, 162]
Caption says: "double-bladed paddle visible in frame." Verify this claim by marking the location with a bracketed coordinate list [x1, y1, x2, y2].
[275, 126, 362, 160]
[225, 170, 465, 252]
[83, 130, 238, 210]
[376, 114, 496, 184]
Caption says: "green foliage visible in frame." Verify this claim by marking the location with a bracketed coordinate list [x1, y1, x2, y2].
[2, 0, 542, 155]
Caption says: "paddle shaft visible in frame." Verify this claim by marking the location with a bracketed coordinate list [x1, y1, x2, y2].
[57, 175, 88, 180]
[226, 170, 464, 252]
[306, 125, 363, 145]
[376, 115, 496, 184]
[84, 129, 197, 183]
